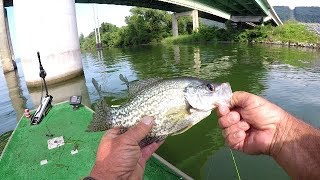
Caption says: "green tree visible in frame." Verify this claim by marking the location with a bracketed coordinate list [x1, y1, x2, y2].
[178, 16, 193, 35]
[122, 7, 172, 46]
[100, 22, 119, 47]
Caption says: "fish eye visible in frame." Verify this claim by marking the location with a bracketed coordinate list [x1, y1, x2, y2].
[206, 84, 214, 91]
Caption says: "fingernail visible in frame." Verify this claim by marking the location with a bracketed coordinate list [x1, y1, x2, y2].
[142, 116, 153, 125]
[234, 131, 243, 138]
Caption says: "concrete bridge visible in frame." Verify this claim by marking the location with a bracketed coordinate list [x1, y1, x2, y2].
[1, 0, 282, 87]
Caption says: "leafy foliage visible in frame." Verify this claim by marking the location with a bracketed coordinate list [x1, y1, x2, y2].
[80, 7, 194, 50]
[269, 21, 319, 43]
[162, 21, 320, 44]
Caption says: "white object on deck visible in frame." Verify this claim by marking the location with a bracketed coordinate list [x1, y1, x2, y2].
[70, 149, 78, 155]
[40, 159, 48, 165]
[47, 136, 65, 150]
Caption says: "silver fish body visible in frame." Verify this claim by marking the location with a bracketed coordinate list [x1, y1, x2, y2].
[89, 76, 232, 146]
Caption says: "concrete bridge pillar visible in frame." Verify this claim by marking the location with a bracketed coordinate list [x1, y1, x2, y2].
[192, 10, 199, 33]
[172, 10, 199, 37]
[14, 0, 83, 87]
[172, 14, 178, 37]
[0, 0, 15, 73]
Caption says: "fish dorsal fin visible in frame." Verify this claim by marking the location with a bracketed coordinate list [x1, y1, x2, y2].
[91, 78, 110, 109]
[119, 74, 129, 88]
[119, 74, 162, 97]
[92, 78, 103, 98]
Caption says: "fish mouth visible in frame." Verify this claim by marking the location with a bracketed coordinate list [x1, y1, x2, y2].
[213, 82, 233, 108]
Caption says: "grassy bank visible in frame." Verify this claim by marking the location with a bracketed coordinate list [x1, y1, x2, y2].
[162, 21, 320, 47]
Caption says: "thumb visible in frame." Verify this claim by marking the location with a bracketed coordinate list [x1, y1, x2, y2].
[124, 116, 154, 144]
[231, 91, 251, 108]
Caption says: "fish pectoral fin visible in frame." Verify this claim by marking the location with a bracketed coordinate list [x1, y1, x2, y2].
[170, 110, 212, 136]
[164, 107, 190, 122]
[171, 123, 193, 136]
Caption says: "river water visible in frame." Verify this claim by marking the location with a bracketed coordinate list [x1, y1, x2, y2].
[1, 43, 320, 179]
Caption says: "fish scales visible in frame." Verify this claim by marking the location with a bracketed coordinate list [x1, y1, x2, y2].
[110, 78, 191, 134]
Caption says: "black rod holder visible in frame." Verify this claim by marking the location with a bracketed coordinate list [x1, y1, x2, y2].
[37, 51, 49, 97]
[30, 52, 53, 125]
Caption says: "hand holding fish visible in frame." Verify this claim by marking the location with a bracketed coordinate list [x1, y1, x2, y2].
[217, 91, 320, 179]
[90, 116, 163, 180]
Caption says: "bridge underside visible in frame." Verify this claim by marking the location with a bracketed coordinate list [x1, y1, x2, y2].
[77, 0, 229, 23]
[5, 0, 281, 25]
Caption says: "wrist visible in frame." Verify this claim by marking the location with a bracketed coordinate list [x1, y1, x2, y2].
[269, 111, 295, 158]
[269, 113, 320, 179]
[90, 163, 118, 180]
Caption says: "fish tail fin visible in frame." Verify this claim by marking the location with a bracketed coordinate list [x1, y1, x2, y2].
[119, 74, 129, 88]
[87, 78, 112, 132]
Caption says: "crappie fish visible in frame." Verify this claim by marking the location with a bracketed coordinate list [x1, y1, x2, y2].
[88, 75, 232, 147]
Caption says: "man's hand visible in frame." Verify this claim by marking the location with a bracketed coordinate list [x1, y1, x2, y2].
[217, 91, 320, 179]
[217, 91, 289, 155]
[90, 116, 163, 180]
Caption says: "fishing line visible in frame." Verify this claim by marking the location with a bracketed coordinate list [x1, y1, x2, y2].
[229, 148, 241, 180]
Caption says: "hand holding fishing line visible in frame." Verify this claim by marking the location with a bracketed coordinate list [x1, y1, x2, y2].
[217, 91, 289, 155]
[217, 91, 320, 179]
[90, 116, 163, 180]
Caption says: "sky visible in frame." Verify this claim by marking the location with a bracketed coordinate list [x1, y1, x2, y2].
[5, 1, 320, 57]
[75, 4, 131, 37]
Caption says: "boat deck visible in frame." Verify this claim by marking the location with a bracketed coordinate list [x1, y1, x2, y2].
[0, 102, 186, 179]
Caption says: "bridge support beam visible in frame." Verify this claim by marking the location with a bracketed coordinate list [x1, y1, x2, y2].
[231, 16, 263, 23]
[13, 0, 83, 87]
[172, 10, 199, 37]
[0, 0, 15, 73]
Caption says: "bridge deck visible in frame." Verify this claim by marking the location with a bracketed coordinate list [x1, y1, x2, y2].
[4, 0, 281, 25]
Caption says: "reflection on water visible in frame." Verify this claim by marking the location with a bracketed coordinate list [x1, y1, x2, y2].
[173, 45, 180, 64]
[193, 48, 201, 74]
[1, 43, 320, 179]
[0, 59, 31, 134]
[3, 70, 26, 123]
[28, 75, 91, 108]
